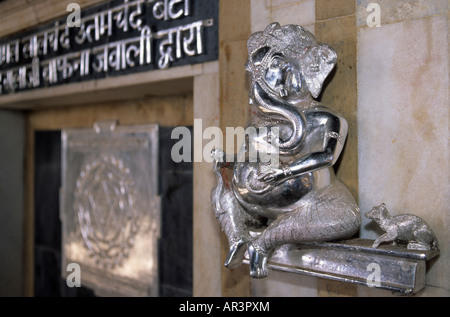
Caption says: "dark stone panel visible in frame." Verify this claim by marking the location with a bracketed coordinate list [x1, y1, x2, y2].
[34, 131, 61, 249]
[159, 126, 193, 177]
[33, 246, 61, 297]
[158, 126, 193, 297]
[160, 284, 192, 297]
[34, 130, 94, 297]
[158, 170, 193, 296]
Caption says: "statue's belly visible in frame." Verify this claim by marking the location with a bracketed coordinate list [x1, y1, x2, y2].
[232, 162, 315, 218]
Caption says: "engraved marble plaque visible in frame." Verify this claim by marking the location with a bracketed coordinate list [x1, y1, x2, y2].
[61, 121, 160, 296]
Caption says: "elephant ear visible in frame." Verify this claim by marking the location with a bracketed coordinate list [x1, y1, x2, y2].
[300, 44, 337, 99]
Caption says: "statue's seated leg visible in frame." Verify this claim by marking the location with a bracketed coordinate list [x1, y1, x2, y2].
[248, 211, 296, 278]
[248, 183, 361, 278]
[224, 236, 248, 269]
[248, 242, 269, 278]
[216, 191, 257, 269]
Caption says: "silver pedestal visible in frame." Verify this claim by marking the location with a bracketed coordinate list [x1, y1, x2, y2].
[245, 238, 439, 295]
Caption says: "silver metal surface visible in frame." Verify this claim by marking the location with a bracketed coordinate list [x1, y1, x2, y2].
[211, 23, 361, 278]
[243, 238, 439, 295]
[365, 203, 439, 251]
[61, 121, 160, 296]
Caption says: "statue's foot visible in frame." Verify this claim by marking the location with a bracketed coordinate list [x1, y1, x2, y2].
[224, 239, 248, 269]
[248, 243, 269, 278]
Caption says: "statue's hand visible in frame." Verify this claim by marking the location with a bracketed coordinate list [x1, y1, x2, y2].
[257, 166, 286, 185]
[257, 163, 294, 185]
[211, 147, 228, 167]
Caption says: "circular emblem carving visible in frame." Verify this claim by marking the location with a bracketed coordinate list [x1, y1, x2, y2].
[74, 155, 139, 268]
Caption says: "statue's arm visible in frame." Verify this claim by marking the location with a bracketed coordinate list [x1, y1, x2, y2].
[289, 112, 347, 174]
[258, 112, 347, 183]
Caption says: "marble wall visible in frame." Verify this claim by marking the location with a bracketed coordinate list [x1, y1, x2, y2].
[357, 0, 449, 296]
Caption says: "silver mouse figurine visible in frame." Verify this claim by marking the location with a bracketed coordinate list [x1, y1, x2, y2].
[365, 203, 438, 251]
[211, 23, 361, 278]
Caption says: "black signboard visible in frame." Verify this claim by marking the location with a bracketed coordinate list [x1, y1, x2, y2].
[0, 0, 218, 95]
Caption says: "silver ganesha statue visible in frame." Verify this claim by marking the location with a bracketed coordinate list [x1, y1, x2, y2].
[211, 23, 361, 278]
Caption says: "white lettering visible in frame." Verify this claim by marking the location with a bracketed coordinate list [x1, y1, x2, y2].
[171, 126, 192, 163]
[66, 263, 81, 287]
[366, 3, 381, 28]
[366, 262, 381, 288]
[67, 3, 81, 28]
[179, 301, 213, 315]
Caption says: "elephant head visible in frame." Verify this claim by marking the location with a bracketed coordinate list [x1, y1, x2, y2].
[246, 23, 337, 154]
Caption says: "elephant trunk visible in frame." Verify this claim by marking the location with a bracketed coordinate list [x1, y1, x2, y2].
[253, 82, 305, 155]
